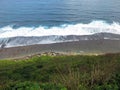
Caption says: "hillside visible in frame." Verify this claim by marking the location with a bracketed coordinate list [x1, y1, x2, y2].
[0, 54, 120, 90]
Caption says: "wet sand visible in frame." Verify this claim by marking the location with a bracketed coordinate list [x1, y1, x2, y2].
[0, 40, 120, 59]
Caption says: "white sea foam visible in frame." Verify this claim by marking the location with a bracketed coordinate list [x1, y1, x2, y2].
[0, 20, 120, 38]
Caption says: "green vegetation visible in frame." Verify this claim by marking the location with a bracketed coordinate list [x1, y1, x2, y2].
[0, 53, 120, 90]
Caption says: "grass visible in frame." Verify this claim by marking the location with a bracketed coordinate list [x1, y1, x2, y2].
[0, 54, 120, 89]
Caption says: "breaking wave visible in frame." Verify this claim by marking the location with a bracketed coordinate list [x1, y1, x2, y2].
[0, 20, 120, 38]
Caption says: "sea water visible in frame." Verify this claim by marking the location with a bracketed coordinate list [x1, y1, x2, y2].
[0, 0, 120, 38]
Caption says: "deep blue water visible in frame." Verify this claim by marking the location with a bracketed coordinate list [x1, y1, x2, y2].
[0, 0, 120, 27]
[0, 0, 120, 38]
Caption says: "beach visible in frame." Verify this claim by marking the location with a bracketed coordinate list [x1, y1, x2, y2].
[0, 39, 120, 59]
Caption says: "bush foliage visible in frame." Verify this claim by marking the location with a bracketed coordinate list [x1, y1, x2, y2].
[0, 54, 120, 90]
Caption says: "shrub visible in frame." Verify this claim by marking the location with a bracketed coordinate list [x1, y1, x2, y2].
[6, 81, 67, 90]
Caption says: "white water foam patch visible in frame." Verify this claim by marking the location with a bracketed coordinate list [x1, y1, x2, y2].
[0, 21, 120, 38]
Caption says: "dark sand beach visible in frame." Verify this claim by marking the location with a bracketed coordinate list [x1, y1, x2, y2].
[0, 39, 120, 59]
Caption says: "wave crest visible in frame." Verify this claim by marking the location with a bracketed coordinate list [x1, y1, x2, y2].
[0, 20, 120, 38]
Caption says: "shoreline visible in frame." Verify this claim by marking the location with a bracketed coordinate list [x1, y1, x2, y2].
[0, 39, 120, 60]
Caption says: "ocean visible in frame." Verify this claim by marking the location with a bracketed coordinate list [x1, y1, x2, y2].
[0, 0, 120, 47]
